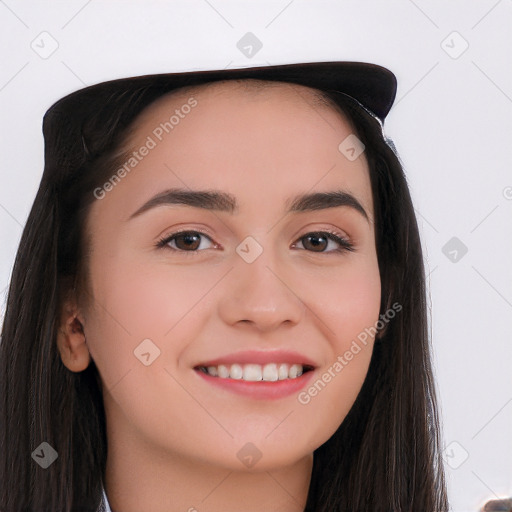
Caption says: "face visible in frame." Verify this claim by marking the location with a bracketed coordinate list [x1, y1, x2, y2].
[77, 80, 381, 471]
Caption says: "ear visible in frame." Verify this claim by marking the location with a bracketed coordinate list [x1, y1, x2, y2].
[56, 300, 91, 372]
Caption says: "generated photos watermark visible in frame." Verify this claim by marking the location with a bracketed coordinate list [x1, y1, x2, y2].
[93, 96, 198, 200]
[297, 302, 402, 405]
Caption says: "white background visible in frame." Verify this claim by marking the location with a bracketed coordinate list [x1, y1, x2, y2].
[1, 1, 511, 510]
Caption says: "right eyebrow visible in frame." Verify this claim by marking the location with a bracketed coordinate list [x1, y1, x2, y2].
[128, 189, 237, 219]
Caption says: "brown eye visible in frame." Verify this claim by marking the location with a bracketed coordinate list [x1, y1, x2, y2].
[158, 231, 214, 252]
[295, 231, 354, 254]
[173, 232, 201, 250]
[302, 233, 329, 252]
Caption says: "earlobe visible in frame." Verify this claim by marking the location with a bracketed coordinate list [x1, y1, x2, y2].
[57, 305, 91, 372]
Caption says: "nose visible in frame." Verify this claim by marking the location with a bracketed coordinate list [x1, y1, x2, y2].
[217, 247, 305, 333]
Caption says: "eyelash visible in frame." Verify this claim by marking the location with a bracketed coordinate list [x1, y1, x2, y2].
[156, 229, 354, 255]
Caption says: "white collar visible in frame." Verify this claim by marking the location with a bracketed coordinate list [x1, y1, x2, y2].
[101, 485, 113, 512]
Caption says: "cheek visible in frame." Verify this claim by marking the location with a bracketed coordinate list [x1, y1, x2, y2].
[293, 257, 381, 436]
[306, 256, 382, 347]
[82, 254, 218, 380]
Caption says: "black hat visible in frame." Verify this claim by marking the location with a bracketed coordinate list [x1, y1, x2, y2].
[43, 61, 397, 173]
[46, 61, 397, 124]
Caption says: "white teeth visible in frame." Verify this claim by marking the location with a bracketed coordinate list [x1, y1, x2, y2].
[243, 364, 262, 381]
[217, 364, 230, 378]
[262, 363, 278, 382]
[289, 364, 303, 378]
[278, 363, 289, 380]
[230, 364, 243, 380]
[200, 362, 306, 381]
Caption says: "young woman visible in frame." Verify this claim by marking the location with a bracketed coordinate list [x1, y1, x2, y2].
[0, 62, 449, 511]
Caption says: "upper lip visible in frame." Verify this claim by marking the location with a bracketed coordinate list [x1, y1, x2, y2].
[195, 349, 317, 368]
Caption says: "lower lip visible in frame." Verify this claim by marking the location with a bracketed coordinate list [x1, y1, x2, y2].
[194, 369, 315, 400]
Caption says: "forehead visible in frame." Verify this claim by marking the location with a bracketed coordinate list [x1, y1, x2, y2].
[134, 78, 351, 128]
[109, 77, 373, 221]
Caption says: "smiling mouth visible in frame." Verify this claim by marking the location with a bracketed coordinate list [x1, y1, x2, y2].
[195, 363, 314, 382]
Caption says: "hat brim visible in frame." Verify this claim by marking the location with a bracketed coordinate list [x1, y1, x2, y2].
[46, 61, 397, 125]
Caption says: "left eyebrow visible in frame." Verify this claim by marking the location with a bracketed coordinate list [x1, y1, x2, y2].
[286, 190, 369, 221]
[128, 188, 369, 222]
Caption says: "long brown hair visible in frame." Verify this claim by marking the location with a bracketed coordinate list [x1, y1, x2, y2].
[0, 78, 448, 511]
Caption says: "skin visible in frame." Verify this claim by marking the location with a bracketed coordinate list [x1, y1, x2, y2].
[58, 80, 381, 512]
